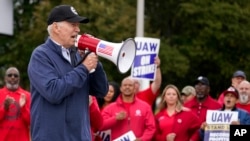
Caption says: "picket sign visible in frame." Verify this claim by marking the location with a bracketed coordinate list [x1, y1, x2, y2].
[113, 130, 136, 141]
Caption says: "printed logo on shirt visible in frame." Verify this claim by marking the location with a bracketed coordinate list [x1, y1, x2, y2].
[177, 118, 182, 124]
[135, 109, 142, 116]
[158, 116, 165, 121]
[2, 101, 21, 120]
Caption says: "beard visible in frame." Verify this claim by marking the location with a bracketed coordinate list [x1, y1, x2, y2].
[239, 93, 249, 104]
[6, 83, 19, 91]
[196, 92, 206, 100]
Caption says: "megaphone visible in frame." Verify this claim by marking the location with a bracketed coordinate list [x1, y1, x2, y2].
[75, 34, 136, 73]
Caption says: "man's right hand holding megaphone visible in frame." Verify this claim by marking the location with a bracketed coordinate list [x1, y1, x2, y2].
[81, 52, 98, 73]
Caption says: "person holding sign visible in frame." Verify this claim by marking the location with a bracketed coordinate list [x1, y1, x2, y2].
[153, 84, 201, 141]
[222, 86, 250, 125]
[203, 86, 250, 126]
[101, 77, 156, 141]
[134, 56, 162, 106]
[184, 76, 222, 122]
[200, 86, 250, 140]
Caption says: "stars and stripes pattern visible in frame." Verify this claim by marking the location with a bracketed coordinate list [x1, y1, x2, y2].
[97, 43, 114, 56]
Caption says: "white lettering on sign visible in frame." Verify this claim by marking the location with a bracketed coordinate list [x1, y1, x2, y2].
[132, 64, 155, 76]
[140, 55, 151, 65]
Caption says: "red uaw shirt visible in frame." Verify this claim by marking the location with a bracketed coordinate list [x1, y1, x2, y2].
[153, 108, 201, 141]
[101, 96, 156, 141]
[136, 84, 160, 106]
[0, 87, 31, 141]
[184, 96, 222, 122]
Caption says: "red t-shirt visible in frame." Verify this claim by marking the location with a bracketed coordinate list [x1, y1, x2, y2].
[0, 87, 31, 141]
[236, 103, 250, 113]
[154, 109, 201, 141]
[136, 85, 159, 106]
[184, 96, 222, 122]
[122, 101, 132, 112]
[156, 111, 175, 136]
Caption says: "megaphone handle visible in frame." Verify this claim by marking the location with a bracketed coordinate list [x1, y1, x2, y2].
[75, 51, 96, 73]
[75, 51, 92, 66]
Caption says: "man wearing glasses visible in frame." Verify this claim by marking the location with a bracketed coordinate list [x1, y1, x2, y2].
[0, 67, 31, 141]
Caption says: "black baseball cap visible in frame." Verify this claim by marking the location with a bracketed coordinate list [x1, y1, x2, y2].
[194, 76, 210, 86]
[47, 5, 89, 25]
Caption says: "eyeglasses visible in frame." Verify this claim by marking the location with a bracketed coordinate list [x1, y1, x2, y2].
[7, 74, 19, 78]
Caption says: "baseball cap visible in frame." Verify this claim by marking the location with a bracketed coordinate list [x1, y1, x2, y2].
[223, 86, 239, 99]
[181, 86, 196, 96]
[47, 5, 89, 25]
[232, 70, 246, 79]
[194, 76, 210, 86]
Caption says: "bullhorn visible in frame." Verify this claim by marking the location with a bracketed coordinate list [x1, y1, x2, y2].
[75, 34, 136, 73]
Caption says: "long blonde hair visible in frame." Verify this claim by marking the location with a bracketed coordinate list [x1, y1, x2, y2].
[159, 84, 183, 112]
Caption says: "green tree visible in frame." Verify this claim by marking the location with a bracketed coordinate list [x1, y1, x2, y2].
[145, 0, 250, 97]
[0, 0, 41, 88]
[2, 0, 250, 98]
[0, 0, 137, 89]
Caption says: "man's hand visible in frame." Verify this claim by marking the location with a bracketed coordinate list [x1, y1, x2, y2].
[82, 52, 98, 72]
[154, 56, 161, 67]
[4, 95, 14, 111]
[200, 122, 208, 130]
[115, 111, 127, 121]
[231, 120, 240, 125]
[19, 93, 27, 108]
[166, 133, 176, 141]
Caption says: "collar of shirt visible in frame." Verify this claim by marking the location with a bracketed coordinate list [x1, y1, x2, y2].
[61, 47, 71, 63]
[49, 38, 71, 63]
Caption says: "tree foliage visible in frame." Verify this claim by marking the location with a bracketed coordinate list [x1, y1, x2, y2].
[1, 0, 250, 97]
[145, 0, 250, 97]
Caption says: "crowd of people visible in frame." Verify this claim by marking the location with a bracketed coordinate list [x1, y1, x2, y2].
[1, 4, 250, 141]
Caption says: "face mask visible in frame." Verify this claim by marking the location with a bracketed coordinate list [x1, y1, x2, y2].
[239, 93, 249, 104]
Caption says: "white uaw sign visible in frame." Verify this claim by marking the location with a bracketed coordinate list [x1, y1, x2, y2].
[131, 37, 160, 80]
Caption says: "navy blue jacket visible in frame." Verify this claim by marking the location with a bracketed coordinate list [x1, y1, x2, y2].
[28, 38, 108, 141]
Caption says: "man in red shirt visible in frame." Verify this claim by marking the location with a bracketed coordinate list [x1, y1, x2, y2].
[184, 76, 222, 122]
[0, 67, 31, 141]
[101, 77, 156, 140]
[236, 80, 250, 113]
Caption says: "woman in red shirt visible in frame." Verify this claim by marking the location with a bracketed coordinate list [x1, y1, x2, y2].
[153, 84, 201, 141]
[97, 81, 120, 111]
